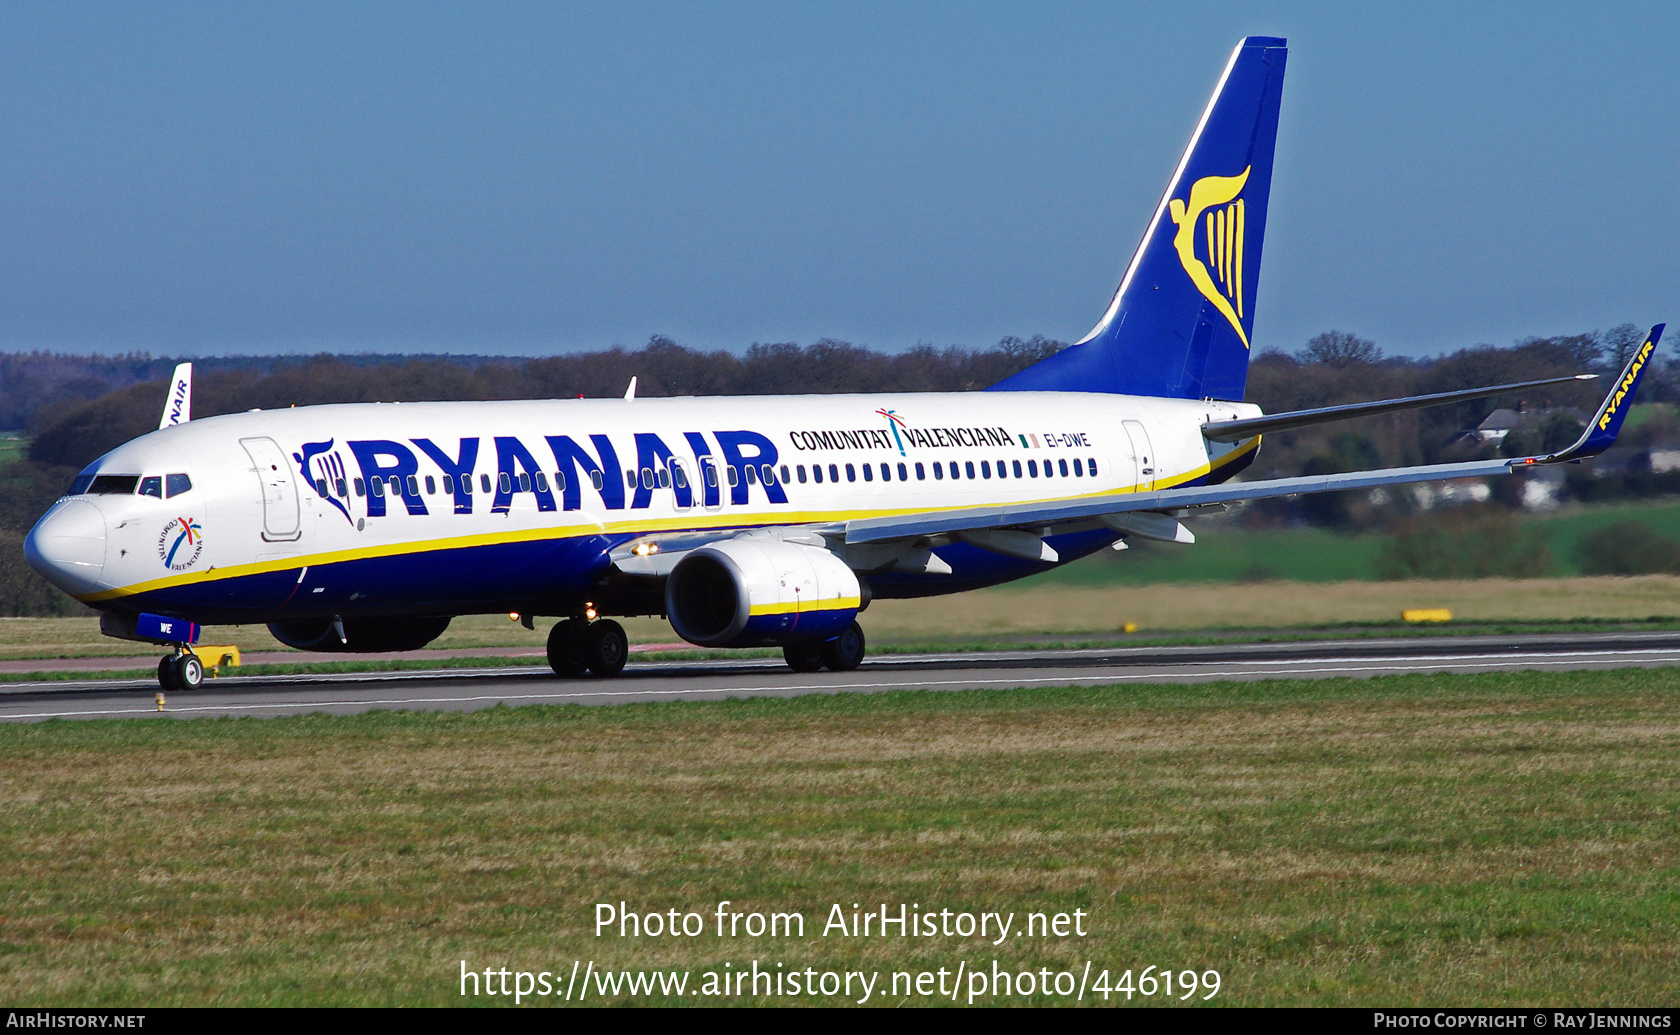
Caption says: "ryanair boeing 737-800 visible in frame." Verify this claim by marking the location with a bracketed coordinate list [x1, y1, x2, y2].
[22, 38, 1664, 691]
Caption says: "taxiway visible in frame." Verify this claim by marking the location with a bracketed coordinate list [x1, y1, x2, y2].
[2, 631, 1676, 722]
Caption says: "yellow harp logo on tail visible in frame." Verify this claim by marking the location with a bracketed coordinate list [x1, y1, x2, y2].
[1169, 166, 1252, 348]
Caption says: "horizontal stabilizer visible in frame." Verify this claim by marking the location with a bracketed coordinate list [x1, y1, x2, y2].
[1202, 373, 1595, 441]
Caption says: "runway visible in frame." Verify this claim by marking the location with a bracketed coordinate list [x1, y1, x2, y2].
[4, 630, 1679, 723]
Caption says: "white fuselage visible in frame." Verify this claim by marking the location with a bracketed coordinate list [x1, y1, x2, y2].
[27, 391, 1260, 625]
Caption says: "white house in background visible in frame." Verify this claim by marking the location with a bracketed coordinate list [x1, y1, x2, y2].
[1470, 405, 1590, 443]
[1650, 450, 1680, 473]
[1372, 471, 1564, 511]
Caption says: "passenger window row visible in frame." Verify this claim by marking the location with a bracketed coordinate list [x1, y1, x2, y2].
[321, 454, 1105, 507]
[336, 461, 754, 502]
[340, 467, 616, 499]
[791, 456, 1099, 484]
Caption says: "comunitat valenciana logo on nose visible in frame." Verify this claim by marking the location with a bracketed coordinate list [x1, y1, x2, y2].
[1169, 166, 1252, 348]
[157, 517, 203, 571]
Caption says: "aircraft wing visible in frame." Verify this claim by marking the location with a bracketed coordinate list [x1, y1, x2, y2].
[608, 521, 881, 574]
[845, 323, 1664, 549]
[608, 529, 767, 577]
[1200, 372, 1595, 442]
[843, 456, 1516, 546]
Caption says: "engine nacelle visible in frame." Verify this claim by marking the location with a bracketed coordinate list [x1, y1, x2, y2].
[666, 539, 861, 648]
[267, 615, 452, 652]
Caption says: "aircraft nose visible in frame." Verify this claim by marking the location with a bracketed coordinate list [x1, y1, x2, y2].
[24, 499, 107, 595]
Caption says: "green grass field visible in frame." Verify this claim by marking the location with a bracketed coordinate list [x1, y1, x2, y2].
[2, 668, 1677, 1006]
[1033, 499, 1680, 586]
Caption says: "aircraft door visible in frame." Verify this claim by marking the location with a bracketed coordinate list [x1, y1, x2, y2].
[1121, 420, 1156, 492]
[240, 436, 302, 541]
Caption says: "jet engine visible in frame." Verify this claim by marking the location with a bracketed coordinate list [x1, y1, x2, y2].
[267, 615, 452, 652]
[665, 539, 862, 648]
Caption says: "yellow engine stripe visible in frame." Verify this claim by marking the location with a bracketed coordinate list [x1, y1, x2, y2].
[747, 596, 863, 617]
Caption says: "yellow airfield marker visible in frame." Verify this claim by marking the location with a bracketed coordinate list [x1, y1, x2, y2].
[195, 646, 241, 676]
[1402, 609, 1453, 623]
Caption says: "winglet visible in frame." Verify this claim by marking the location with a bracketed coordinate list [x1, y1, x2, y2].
[1525, 323, 1665, 465]
[158, 362, 192, 429]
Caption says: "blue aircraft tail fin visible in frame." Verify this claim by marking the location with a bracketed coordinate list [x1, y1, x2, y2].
[990, 36, 1287, 400]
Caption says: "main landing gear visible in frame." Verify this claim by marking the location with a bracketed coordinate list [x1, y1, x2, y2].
[546, 617, 629, 678]
[544, 616, 866, 679]
[156, 650, 204, 691]
[782, 620, 866, 673]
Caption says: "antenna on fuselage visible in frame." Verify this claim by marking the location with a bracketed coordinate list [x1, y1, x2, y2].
[158, 362, 192, 429]
[624, 376, 637, 400]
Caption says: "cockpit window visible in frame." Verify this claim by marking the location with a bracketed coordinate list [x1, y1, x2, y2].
[166, 473, 192, 497]
[69, 474, 95, 495]
[89, 475, 139, 495]
[138, 476, 163, 498]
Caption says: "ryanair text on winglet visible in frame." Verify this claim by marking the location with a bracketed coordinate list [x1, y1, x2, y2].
[1600, 338, 1656, 430]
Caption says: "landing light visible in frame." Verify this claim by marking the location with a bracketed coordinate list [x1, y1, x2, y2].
[508, 612, 520, 622]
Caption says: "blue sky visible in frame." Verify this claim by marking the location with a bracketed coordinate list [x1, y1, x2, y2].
[0, 2, 1674, 358]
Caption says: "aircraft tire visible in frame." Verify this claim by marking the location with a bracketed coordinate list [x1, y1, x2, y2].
[586, 620, 628, 677]
[171, 653, 204, 690]
[819, 621, 866, 672]
[783, 642, 825, 672]
[547, 619, 590, 678]
[157, 657, 177, 691]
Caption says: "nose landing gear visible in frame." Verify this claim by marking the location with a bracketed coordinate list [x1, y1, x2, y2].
[546, 617, 629, 678]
